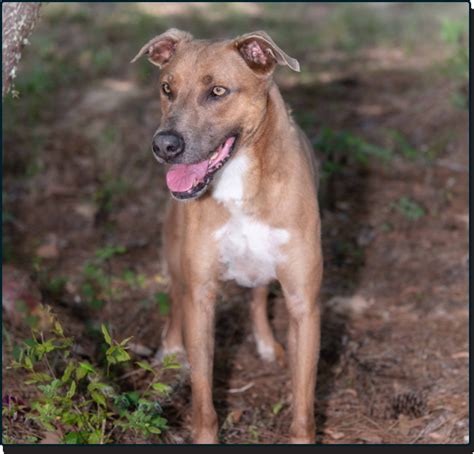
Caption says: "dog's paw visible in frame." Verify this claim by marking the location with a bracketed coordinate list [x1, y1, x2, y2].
[256, 338, 286, 367]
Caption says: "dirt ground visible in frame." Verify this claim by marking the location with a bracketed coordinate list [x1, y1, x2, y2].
[2, 2, 469, 444]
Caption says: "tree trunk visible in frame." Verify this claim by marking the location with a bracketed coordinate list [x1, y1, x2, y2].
[2, 2, 42, 99]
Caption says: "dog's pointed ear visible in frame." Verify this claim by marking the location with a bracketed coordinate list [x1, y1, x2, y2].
[233, 31, 300, 75]
[131, 28, 193, 67]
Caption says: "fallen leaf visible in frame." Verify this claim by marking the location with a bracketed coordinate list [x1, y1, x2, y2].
[128, 342, 153, 357]
[74, 203, 97, 220]
[428, 432, 445, 441]
[325, 428, 345, 440]
[36, 243, 59, 259]
[229, 409, 244, 423]
[326, 295, 372, 315]
[451, 351, 468, 359]
[360, 434, 382, 444]
[40, 431, 61, 444]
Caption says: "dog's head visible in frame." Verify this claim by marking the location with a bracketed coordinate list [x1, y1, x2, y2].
[132, 29, 300, 200]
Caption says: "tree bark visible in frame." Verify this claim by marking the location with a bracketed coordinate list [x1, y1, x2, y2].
[2, 2, 42, 99]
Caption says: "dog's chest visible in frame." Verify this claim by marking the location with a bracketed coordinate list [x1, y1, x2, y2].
[214, 213, 289, 287]
[212, 152, 289, 288]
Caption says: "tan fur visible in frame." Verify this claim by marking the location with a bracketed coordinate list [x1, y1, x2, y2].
[135, 30, 323, 444]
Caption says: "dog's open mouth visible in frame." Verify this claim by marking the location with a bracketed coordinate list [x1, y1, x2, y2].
[165, 135, 238, 200]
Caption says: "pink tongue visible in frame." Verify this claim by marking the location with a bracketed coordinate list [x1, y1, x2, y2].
[165, 136, 235, 193]
[166, 160, 209, 193]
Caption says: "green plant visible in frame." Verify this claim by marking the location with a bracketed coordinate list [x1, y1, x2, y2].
[122, 270, 146, 290]
[6, 307, 178, 444]
[45, 276, 68, 297]
[94, 176, 129, 215]
[80, 246, 126, 309]
[388, 130, 420, 160]
[314, 127, 392, 179]
[441, 18, 468, 108]
[393, 197, 426, 221]
[154, 292, 170, 316]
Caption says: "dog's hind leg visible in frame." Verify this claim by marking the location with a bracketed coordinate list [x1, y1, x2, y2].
[278, 246, 322, 444]
[250, 286, 286, 366]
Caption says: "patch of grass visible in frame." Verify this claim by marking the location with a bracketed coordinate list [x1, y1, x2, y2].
[154, 293, 170, 316]
[5, 307, 178, 444]
[388, 130, 420, 160]
[248, 425, 260, 443]
[314, 127, 392, 179]
[271, 401, 285, 416]
[80, 246, 127, 309]
[44, 276, 68, 298]
[94, 176, 130, 215]
[122, 270, 146, 290]
[440, 18, 468, 109]
[393, 197, 426, 221]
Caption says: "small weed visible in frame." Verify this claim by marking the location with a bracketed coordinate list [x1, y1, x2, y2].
[393, 197, 426, 221]
[92, 48, 114, 75]
[94, 176, 130, 215]
[440, 18, 468, 109]
[45, 276, 68, 298]
[388, 130, 420, 160]
[271, 401, 285, 416]
[122, 270, 146, 290]
[5, 307, 177, 443]
[380, 222, 393, 233]
[80, 246, 127, 309]
[248, 425, 260, 443]
[314, 128, 392, 179]
[154, 293, 170, 316]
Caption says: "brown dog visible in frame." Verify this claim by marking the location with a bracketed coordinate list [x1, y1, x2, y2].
[132, 29, 323, 444]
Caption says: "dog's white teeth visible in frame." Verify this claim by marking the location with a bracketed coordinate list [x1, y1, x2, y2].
[210, 152, 219, 162]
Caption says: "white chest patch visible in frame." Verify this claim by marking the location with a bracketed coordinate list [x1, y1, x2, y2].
[212, 151, 290, 287]
[214, 213, 289, 287]
[212, 152, 249, 206]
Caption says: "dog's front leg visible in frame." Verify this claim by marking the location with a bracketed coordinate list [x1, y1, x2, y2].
[278, 252, 323, 444]
[183, 283, 218, 444]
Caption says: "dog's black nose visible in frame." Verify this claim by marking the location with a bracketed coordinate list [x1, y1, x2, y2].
[152, 131, 185, 160]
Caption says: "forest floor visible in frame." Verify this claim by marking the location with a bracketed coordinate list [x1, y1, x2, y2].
[2, 2, 469, 444]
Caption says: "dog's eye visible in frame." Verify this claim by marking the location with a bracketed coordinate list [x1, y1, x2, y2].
[162, 83, 172, 96]
[210, 86, 228, 97]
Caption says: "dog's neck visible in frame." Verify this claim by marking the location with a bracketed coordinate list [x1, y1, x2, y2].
[211, 82, 291, 208]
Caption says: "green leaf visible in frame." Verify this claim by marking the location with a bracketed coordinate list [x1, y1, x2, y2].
[66, 380, 77, 399]
[394, 197, 426, 220]
[272, 401, 284, 415]
[136, 361, 154, 373]
[76, 362, 96, 380]
[155, 292, 170, 316]
[24, 356, 34, 370]
[64, 432, 81, 444]
[95, 245, 126, 262]
[12, 344, 23, 362]
[88, 431, 101, 444]
[101, 324, 112, 346]
[53, 321, 64, 336]
[147, 426, 162, 435]
[151, 383, 171, 395]
[119, 336, 133, 347]
[61, 362, 76, 383]
[91, 391, 106, 407]
[162, 354, 181, 370]
[152, 415, 168, 429]
[125, 391, 140, 404]
[25, 372, 52, 384]
[24, 338, 37, 347]
[106, 346, 130, 364]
